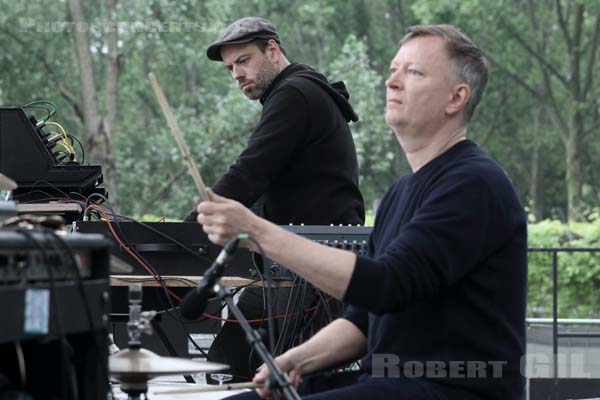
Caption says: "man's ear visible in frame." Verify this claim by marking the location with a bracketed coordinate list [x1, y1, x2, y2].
[446, 83, 470, 117]
[266, 39, 280, 62]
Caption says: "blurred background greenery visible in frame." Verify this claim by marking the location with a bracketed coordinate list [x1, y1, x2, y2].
[1, 0, 599, 315]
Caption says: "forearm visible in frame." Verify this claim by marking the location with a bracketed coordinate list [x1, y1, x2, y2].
[281, 318, 367, 375]
[248, 216, 356, 299]
[197, 190, 357, 299]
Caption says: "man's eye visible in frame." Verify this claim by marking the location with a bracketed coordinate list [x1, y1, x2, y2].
[239, 58, 248, 64]
[408, 69, 421, 75]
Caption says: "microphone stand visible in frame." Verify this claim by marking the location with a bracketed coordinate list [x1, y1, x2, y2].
[212, 281, 301, 400]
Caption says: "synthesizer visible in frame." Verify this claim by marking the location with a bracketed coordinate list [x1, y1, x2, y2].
[0, 107, 104, 202]
[71, 221, 372, 279]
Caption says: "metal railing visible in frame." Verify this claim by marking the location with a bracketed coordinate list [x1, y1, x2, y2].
[527, 247, 600, 380]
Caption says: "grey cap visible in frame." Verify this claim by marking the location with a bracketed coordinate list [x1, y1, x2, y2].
[206, 17, 280, 61]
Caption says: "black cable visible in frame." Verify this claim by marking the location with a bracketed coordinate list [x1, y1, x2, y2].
[17, 194, 78, 204]
[302, 288, 328, 339]
[109, 243, 209, 367]
[86, 197, 211, 358]
[12, 181, 74, 203]
[244, 236, 276, 354]
[284, 278, 306, 351]
[84, 193, 109, 219]
[116, 216, 213, 263]
[275, 275, 304, 354]
[245, 261, 270, 373]
[30, 180, 71, 198]
[23, 104, 52, 122]
[22, 101, 56, 121]
[43, 229, 113, 399]
[66, 191, 89, 203]
[274, 275, 300, 354]
[111, 221, 209, 358]
[42, 229, 96, 329]
[85, 198, 183, 333]
[67, 134, 85, 164]
[291, 279, 311, 346]
[84, 195, 212, 263]
[84, 199, 279, 362]
[17, 229, 78, 400]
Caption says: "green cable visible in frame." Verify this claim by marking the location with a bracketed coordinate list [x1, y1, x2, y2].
[23, 100, 57, 122]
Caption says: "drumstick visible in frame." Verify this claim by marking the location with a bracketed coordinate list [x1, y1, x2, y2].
[153, 381, 259, 394]
[148, 72, 209, 202]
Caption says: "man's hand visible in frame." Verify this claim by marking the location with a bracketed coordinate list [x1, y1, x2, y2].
[253, 353, 302, 399]
[196, 188, 259, 246]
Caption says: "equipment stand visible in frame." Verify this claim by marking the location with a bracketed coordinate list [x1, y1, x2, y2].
[214, 281, 301, 400]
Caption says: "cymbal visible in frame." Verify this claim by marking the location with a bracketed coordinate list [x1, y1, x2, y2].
[0, 174, 17, 191]
[109, 348, 228, 382]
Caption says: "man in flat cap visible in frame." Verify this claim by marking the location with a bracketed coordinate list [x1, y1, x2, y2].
[187, 16, 365, 382]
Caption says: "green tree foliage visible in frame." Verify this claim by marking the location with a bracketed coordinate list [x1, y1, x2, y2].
[2, 0, 600, 319]
[0, 0, 598, 224]
[328, 35, 399, 206]
[528, 218, 600, 318]
[412, 0, 600, 221]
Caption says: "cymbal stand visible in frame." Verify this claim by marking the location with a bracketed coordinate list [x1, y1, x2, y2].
[119, 283, 157, 400]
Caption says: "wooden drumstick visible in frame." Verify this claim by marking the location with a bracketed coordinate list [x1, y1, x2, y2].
[148, 72, 209, 202]
[153, 381, 259, 394]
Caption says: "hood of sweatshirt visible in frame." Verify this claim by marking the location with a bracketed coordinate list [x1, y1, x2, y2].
[260, 63, 359, 122]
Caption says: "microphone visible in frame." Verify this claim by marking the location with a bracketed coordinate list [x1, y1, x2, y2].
[180, 237, 241, 319]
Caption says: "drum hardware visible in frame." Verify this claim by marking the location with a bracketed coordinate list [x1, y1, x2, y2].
[109, 284, 228, 400]
[153, 381, 259, 395]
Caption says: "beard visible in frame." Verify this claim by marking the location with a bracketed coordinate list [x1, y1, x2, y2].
[241, 59, 279, 100]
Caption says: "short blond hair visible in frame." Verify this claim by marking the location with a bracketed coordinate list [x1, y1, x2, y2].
[400, 24, 489, 122]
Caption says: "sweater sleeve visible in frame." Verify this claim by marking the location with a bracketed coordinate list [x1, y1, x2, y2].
[341, 230, 376, 335]
[212, 85, 308, 207]
[342, 305, 369, 336]
[343, 171, 514, 315]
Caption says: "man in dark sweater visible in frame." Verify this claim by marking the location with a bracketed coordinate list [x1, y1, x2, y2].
[189, 17, 365, 382]
[197, 24, 527, 400]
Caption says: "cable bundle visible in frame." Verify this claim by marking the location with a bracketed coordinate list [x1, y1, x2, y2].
[22, 100, 85, 164]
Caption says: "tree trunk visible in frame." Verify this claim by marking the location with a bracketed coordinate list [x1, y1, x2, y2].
[101, 0, 120, 205]
[565, 112, 584, 221]
[68, 0, 120, 207]
[502, 0, 598, 222]
[68, 0, 101, 140]
[529, 110, 543, 221]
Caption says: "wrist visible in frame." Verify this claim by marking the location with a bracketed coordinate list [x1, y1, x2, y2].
[279, 347, 302, 372]
[245, 216, 275, 252]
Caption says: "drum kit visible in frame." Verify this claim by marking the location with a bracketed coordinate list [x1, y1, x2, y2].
[109, 347, 241, 399]
[108, 283, 256, 400]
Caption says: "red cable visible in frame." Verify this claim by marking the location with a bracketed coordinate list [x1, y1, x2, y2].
[85, 204, 327, 323]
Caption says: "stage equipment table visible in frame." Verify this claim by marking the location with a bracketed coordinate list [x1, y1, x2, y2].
[110, 275, 293, 288]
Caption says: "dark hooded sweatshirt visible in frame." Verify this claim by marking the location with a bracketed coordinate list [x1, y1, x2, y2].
[191, 63, 365, 225]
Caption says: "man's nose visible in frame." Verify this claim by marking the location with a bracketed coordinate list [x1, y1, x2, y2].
[232, 65, 245, 81]
[386, 71, 403, 90]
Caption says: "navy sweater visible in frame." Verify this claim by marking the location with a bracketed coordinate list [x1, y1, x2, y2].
[343, 140, 527, 399]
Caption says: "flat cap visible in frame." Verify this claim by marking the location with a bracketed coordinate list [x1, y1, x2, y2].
[206, 17, 280, 61]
